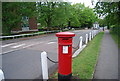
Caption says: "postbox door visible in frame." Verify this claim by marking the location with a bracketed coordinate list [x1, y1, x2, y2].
[58, 44, 72, 75]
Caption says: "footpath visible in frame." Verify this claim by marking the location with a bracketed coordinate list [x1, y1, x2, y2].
[94, 30, 118, 79]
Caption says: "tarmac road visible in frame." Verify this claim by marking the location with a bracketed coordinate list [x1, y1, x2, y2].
[0, 29, 93, 79]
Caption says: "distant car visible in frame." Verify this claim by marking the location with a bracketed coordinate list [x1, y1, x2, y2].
[85, 27, 88, 30]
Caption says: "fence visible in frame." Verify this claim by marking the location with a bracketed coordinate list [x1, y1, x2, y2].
[0, 30, 60, 40]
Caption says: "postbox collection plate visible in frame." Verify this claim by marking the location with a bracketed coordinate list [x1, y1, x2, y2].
[63, 46, 68, 54]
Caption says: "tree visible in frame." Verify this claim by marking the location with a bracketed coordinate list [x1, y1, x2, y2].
[2, 2, 36, 35]
[80, 7, 97, 28]
[98, 19, 105, 27]
[94, 2, 120, 29]
[71, 3, 97, 28]
[37, 2, 72, 30]
[50, 2, 72, 29]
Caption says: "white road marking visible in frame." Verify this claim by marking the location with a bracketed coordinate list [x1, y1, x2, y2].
[22, 42, 40, 48]
[11, 44, 26, 48]
[0, 50, 14, 55]
[1, 43, 17, 48]
[0, 42, 42, 55]
[47, 42, 56, 44]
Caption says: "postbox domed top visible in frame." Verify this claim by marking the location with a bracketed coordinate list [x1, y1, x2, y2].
[56, 32, 75, 37]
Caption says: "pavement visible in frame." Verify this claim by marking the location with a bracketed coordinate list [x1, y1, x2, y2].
[0, 29, 94, 79]
[93, 30, 118, 79]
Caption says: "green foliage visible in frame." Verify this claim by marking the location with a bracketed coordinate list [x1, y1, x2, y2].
[98, 19, 105, 27]
[110, 30, 120, 48]
[111, 27, 120, 37]
[69, 3, 97, 28]
[2, 2, 21, 35]
[2, 2, 36, 35]
[37, 2, 97, 29]
[94, 2, 120, 29]
[37, 2, 71, 30]
[96, 0, 120, 41]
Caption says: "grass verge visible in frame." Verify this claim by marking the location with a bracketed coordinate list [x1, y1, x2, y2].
[49, 32, 104, 79]
[110, 31, 120, 48]
[72, 32, 104, 79]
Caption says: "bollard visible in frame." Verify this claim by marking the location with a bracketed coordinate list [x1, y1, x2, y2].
[56, 32, 75, 80]
[97, 30, 99, 34]
[92, 31, 94, 39]
[96, 31, 97, 35]
[95, 31, 96, 36]
[85, 34, 88, 44]
[0, 69, 4, 81]
[93, 31, 95, 37]
[93, 31, 94, 38]
[79, 36, 83, 49]
[89, 32, 91, 41]
[41, 51, 48, 80]
[90, 32, 92, 40]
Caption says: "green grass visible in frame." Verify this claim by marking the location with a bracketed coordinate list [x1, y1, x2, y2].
[110, 31, 120, 48]
[72, 32, 104, 79]
[49, 32, 104, 79]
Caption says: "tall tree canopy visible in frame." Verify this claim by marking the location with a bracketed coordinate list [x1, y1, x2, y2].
[94, 2, 120, 28]
[36, 2, 72, 30]
[37, 2, 97, 29]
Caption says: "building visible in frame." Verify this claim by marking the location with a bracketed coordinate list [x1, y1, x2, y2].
[12, 16, 38, 33]
[93, 22, 99, 29]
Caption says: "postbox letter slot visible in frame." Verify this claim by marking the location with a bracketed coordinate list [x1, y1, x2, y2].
[63, 46, 68, 54]
[62, 38, 69, 40]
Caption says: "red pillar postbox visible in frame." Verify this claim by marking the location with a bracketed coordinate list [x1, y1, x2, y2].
[56, 32, 75, 80]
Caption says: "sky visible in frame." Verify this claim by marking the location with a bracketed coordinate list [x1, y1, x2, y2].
[68, 0, 97, 8]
